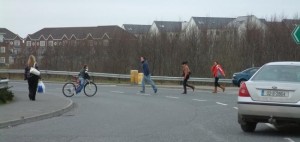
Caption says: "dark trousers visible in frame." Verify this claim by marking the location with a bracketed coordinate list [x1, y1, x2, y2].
[183, 75, 193, 93]
[27, 77, 39, 100]
[214, 77, 220, 87]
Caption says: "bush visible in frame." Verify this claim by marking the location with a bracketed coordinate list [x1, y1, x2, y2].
[0, 87, 14, 103]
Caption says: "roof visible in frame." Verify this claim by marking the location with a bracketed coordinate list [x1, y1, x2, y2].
[153, 21, 183, 33]
[265, 61, 300, 66]
[123, 24, 151, 34]
[282, 19, 300, 29]
[228, 15, 266, 28]
[27, 26, 136, 40]
[0, 28, 22, 40]
[192, 17, 235, 29]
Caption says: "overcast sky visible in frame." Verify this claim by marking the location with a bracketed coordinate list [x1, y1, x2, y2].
[0, 0, 299, 37]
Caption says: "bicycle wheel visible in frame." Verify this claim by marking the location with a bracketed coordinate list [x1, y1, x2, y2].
[84, 82, 97, 97]
[62, 82, 76, 97]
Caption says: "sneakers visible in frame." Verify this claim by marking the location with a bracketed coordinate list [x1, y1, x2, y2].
[154, 89, 158, 93]
[140, 91, 145, 93]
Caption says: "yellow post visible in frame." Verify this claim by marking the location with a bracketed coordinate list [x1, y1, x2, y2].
[130, 70, 138, 84]
[138, 73, 144, 84]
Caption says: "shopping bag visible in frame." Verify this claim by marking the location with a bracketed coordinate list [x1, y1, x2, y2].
[37, 81, 45, 93]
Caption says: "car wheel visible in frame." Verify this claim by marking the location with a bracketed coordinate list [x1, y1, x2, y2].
[238, 79, 246, 87]
[240, 121, 257, 132]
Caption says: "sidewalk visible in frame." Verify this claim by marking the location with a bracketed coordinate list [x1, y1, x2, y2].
[0, 91, 74, 129]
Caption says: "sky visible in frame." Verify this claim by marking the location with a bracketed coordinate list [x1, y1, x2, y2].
[0, 0, 299, 38]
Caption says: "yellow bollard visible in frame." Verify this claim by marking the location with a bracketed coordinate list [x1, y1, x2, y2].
[130, 70, 138, 84]
[138, 73, 144, 85]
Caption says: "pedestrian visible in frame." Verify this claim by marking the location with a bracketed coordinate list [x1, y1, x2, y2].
[24, 55, 40, 101]
[181, 61, 195, 94]
[211, 61, 225, 93]
[140, 56, 157, 94]
[75, 64, 90, 95]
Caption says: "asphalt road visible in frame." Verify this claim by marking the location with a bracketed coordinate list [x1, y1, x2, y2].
[0, 81, 299, 142]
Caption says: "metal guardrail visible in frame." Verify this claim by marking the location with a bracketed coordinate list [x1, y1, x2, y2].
[0, 69, 232, 83]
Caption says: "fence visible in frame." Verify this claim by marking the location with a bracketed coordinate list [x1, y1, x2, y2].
[0, 69, 232, 84]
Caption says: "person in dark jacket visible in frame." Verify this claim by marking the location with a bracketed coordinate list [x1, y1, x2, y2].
[75, 64, 90, 94]
[24, 55, 40, 101]
[140, 56, 157, 93]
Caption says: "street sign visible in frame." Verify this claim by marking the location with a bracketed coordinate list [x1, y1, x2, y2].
[292, 25, 300, 44]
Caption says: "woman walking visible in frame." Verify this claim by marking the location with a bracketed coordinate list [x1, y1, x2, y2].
[182, 61, 195, 94]
[211, 61, 225, 93]
[24, 55, 40, 101]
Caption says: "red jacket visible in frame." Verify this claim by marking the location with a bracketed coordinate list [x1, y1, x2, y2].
[211, 64, 225, 78]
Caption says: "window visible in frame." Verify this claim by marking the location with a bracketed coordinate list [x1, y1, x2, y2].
[32, 42, 36, 46]
[14, 40, 20, 46]
[9, 56, 14, 64]
[103, 39, 109, 47]
[0, 57, 5, 63]
[9, 41, 13, 46]
[26, 41, 31, 46]
[88, 40, 93, 46]
[48, 41, 53, 47]
[0, 47, 5, 53]
[40, 41, 46, 47]
[36, 42, 40, 46]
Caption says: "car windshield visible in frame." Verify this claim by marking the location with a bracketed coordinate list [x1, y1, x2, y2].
[252, 65, 300, 82]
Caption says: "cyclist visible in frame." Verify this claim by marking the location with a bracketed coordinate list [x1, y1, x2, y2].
[75, 64, 90, 94]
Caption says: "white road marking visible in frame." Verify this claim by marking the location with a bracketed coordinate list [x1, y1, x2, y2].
[111, 91, 124, 94]
[233, 107, 238, 110]
[284, 138, 295, 142]
[166, 96, 179, 99]
[216, 102, 228, 106]
[265, 123, 278, 131]
[137, 93, 151, 96]
[192, 99, 207, 102]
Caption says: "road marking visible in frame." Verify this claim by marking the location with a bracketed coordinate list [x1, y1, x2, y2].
[284, 138, 295, 142]
[265, 123, 278, 131]
[192, 99, 207, 102]
[166, 96, 179, 99]
[111, 91, 124, 94]
[233, 107, 238, 110]
[137, 93, 151, 96]
[216, 102, 228, 106]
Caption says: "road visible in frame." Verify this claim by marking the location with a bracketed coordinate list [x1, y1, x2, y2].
[0, 81, 299, 142]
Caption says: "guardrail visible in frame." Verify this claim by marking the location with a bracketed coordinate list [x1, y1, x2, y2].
[0, 79, 9, 89]
[0, 69, 232, 83]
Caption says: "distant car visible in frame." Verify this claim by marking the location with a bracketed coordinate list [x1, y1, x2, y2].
[238, 62, 300, 132]
[232, 67, 259, 87]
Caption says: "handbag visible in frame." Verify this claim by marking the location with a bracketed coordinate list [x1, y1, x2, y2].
[37, 81, 45, 93]
[217, 69, 224, 78]
[30, 67, 40, 76]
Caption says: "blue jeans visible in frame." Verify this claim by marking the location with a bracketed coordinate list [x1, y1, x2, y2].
[141, 74, 157, 92]
[76, 77, 85, 94]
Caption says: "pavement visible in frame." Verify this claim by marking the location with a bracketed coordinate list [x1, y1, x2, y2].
[0, 90, 74, 129]
[0, 84, 238, 129]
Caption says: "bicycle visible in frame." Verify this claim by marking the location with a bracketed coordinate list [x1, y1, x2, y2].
[62, 76, 97, 97]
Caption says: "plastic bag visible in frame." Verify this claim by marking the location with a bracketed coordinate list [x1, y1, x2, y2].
[37, 81, 45, 93]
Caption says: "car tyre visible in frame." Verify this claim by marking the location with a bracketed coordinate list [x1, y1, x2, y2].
[240, 121, 257, 132]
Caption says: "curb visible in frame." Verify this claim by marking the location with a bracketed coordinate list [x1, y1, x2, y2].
[0, 98, 74, 129]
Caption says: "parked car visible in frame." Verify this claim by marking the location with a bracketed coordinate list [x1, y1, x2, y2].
[238, 62, 300, 132]
[232, 67, 259, 87]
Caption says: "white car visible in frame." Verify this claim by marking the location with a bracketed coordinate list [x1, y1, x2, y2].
[238, 62, 300, 132]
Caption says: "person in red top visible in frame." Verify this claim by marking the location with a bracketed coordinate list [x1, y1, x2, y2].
[211, 61, 225, 93]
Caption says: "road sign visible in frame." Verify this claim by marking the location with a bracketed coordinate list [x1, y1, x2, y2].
[292, 25, 300, 44]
